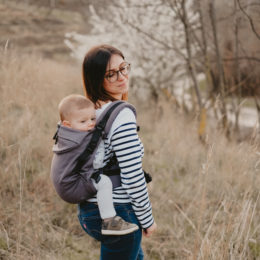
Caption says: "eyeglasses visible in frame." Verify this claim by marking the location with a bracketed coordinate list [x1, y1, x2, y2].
[104, 62, 131, 83]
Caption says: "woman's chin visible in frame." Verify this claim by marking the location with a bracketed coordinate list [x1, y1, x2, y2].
[108, 85, 128, 99]
[119, 84, 129, 93]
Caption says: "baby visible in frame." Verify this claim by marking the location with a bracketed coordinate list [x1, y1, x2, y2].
[57, 94, 138, 235]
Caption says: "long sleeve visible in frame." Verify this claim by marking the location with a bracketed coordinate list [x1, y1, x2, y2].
[110, 109, 154, 229]
[88, 104, 154, 229]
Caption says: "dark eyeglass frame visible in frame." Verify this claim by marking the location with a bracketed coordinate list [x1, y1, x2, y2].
[104, 62, 131, 83]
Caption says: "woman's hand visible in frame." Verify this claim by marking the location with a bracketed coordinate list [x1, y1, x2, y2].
[143, 222, 157, 237]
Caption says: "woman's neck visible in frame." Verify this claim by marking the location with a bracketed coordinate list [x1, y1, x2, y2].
[97, 100, 111, 106]
[97, 95, 122, 108]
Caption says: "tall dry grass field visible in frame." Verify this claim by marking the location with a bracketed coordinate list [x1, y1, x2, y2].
[0, 50, 259, 260]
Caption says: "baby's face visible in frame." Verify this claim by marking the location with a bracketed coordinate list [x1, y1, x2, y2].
[69, 106, 96, 131]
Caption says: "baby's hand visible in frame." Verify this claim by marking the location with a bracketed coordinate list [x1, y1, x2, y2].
[143, 222, 157, 237]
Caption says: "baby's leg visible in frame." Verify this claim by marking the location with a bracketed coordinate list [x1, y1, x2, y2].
[92, 174, 116, 219]
[92, 174, 139, 235]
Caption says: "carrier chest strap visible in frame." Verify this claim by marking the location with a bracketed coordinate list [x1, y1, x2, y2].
[75, 101, 124, 172]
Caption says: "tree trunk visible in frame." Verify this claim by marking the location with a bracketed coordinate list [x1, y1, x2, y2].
[181, 0, 202, 110]
[254, 96, 260, 133]
[209, 0, 229, 136]
[234, 0, 242, 134]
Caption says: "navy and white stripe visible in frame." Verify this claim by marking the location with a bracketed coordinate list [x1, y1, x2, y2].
[88, 103, 154, 229]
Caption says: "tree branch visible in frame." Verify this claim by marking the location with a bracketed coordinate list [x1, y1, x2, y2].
[221, 56, 260, 63]
[125, 20, 187, 60]
[237, 0, 260, 40]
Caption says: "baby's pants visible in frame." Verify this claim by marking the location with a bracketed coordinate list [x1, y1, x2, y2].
[92, 174, 116, 219]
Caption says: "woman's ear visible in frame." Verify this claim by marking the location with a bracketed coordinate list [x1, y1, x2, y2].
[62, 120, 71, 128]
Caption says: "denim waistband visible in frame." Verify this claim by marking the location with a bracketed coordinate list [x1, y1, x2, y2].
[79, 201, 132, 206]
[78, 201, 132, 211]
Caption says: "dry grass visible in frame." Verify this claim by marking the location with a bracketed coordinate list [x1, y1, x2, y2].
[138, 104, 260, 259]
[0, 49, 259, 260]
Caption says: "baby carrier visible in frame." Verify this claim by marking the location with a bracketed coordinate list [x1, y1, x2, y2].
[50, 101, 152, 204]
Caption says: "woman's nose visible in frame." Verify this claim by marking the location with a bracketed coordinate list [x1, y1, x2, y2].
[117, 71, 125, 81]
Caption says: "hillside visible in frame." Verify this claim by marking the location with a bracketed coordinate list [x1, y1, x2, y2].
[1, 48, 260, 259]
[0, 0, 91, 60]
[0, 1, 260, 259]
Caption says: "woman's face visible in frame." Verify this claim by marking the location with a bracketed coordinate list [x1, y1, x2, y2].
[103, 54, 129, 100]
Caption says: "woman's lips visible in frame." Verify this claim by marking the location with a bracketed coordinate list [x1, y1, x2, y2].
[118, 82, 127, 88]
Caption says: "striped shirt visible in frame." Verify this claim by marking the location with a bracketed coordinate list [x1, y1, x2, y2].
[88, 102, 154, 229]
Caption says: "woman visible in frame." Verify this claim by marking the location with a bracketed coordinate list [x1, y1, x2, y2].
[78, 44, 157, 260]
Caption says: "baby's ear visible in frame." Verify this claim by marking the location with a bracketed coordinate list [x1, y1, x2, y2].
[62, 120, 71, 128]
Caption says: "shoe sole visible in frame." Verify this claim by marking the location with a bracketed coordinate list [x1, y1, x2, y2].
[101, 225, 139, 235]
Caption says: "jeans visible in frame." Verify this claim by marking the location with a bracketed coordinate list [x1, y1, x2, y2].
[78, 202, 144, 260]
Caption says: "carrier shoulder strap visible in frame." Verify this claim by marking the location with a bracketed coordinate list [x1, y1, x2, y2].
[75, 101, 136, 171]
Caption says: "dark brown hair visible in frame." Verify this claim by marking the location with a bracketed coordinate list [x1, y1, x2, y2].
[82, 44, 128, 107]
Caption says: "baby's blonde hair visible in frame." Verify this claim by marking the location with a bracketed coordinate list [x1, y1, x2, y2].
[58, 94, 94, 121]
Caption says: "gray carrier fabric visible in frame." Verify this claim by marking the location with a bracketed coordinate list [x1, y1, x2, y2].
[50, 101, 136, 204]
